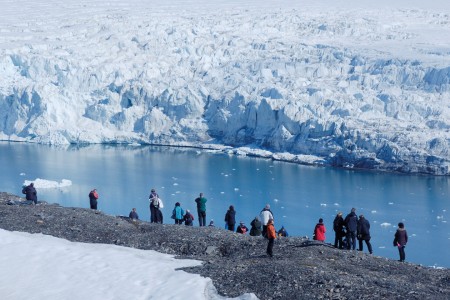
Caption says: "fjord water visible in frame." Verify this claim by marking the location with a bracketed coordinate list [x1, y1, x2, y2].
[0, 142, 449, 268]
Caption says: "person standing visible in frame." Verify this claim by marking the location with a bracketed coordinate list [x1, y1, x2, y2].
[357, 215, 373, 254]
[250, 216, 262, 237]
[149, 188, 159, 223]
[224, 205, 236, 231]
[344, 208, 358, 250]
[259, 204, 274, 238]
[333, 212, 345, 249]
[393, 222, 408, 262]
[195, 193, 207, 226]
[172, 202, 185, 225]
[88, 188, 99, 210]
[22, 182, 38, 205]
[266, 218, 276, 257]
[129, 208, 139, 220]
[313, 218, 326, 242]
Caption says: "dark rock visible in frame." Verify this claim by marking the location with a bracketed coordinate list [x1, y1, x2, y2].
[0, 192, 449, 299]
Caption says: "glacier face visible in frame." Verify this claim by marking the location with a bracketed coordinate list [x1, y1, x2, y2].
[1, 0, 450, 174]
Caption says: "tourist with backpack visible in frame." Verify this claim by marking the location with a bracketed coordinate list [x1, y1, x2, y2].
[357, 214, 373, 254]
[259, 204, 274, 238]
[88, 188, 98, 210]
[333, 212, 345, 249]
[172, 202, 185, 225]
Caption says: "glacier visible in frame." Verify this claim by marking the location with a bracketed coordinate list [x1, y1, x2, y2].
[1, 0, 450, 175]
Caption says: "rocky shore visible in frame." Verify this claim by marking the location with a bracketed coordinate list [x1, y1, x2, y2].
[1, 192, 449, 300]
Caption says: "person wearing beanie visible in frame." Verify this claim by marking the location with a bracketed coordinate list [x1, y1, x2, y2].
[259, 204, 274, 238]
[313, 218, 326, 242]
[236, 221, 248, 234]
[393, 222, 408, 262]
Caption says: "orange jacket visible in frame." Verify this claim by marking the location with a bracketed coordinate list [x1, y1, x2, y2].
[267, 220, 276, 239]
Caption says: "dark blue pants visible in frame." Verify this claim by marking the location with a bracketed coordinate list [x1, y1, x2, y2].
[198, 211, 206, 226]
[347, 231, 357, 250]
[398, 245, 406, 261]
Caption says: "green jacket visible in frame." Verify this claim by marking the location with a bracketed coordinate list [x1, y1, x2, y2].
[195, 197, 207, 212]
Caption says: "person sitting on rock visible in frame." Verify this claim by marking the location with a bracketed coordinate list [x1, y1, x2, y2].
[208, 219, 215, 227]
[313, 218, 326, 242]
[277, 226, 288, 237]
[236, 221, 248, 234]
[250, 216, 262, 236]
[22, 182, 38, 205]
[183, 209, 194, 226]
[129, 208, 139, 220]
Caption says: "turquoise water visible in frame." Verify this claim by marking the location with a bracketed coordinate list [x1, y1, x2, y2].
[0, 142, 449, 268]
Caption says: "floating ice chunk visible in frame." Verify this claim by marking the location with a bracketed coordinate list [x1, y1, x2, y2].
[371, 210, 377, 214]
[220, 192, 225, 194]
[378, 246, 386, 249]
[234, 188, 239, 191]
[437, 215, 444, 219]
[388, 202, 394, 205]
[320, 203, 327, 207]
[224, 174, 229, 177]
[411, 234, 417, 237]
[173, 183, 178, 186]
[281, 206, 284, 209]
[282, 215, 287, 218]
[20, 173, 25, 176]
[380, 222, 391, 227]
[24, 178, 72, 189]
[274, 199, 279, 202]
[333, 203, 339, 206]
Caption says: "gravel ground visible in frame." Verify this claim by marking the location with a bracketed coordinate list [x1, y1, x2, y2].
[1, 192, 449, 300]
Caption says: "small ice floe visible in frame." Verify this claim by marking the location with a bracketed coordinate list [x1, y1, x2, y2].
[320, 203, 327, 207]
[378, 246, 386, 249]
[282, 215, 287, 218]
[442, 221, 447, 223]
[305, 205, 309, 208]
[281, 206, 285, 209]
[232, 168, 236, 171]
[234, 188, 239, 191]
[274, 199, 279, 202]
[172, 176, 178, 180]
[224, 174, 229, 177]
[334, 203, 339, 206]
[173, 183, 178, 186]
[220, 191, 225, 194]
[256, 168, 259, 171]
[388, 202, 394, 205]
[437, 215, 444, 219]
[196, 150, 201, 155]
[20, 173, 26, 176]
[371, 210, 377, 214]
[24, 178, 72, 189]
[380, 222, 391, 227]
[411, 234, 416, 237]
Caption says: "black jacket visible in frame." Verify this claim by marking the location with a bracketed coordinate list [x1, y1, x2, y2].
[22, 185, 37, 202]
[357, 217, 371, 240]
[344, 212, 358, 232]
[224, 209, 236, 226]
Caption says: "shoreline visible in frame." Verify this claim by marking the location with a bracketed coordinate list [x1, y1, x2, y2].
[1, 192, 449, 299]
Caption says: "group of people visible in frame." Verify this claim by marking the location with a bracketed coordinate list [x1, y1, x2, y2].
[86, 186, 409, 261]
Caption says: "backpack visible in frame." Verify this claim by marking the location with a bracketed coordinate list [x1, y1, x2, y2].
[152, 197, 160, 208]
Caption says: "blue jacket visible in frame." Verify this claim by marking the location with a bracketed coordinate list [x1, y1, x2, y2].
[345, 212, 358, 232]
[173, 206, 185, 220]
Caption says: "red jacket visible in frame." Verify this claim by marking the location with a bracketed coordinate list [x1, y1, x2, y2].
[314, 223, 326, 242]
[267, 220, 276, 239]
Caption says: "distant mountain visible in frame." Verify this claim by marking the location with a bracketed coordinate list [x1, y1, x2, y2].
[1, 0, 450, 174]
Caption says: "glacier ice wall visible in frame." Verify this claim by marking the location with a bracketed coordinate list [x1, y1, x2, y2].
[1, 0, 450, 175]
